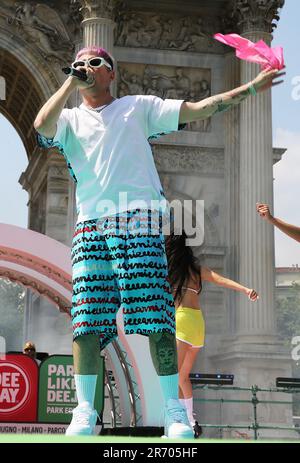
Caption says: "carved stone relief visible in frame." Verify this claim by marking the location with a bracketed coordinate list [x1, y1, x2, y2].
[152, 145, 224, 175]
[230, 0, 285, 33]
[79, 0, 120, 20]
[118, 63, 212, 132]
[4, 1, 73, 63]
[152, 144, 224, 249]
[115, 12, 223, 53]
[60, 1, 83, 39]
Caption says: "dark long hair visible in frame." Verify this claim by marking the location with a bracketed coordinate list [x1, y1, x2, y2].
[165, 230, 202, 304]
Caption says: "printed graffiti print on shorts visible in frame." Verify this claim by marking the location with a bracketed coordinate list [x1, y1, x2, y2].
[71, 209, 175, 350]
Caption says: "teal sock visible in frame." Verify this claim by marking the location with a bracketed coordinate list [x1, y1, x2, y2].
[74, 374, 97, 407]
[158, 373, 179, 403]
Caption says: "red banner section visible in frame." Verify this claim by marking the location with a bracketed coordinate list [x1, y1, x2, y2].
[0, 354, 39, 422]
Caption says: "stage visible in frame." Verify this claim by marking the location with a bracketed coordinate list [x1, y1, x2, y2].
[0, 434, 298, 444]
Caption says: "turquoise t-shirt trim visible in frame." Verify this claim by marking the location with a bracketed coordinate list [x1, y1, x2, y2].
[36, 132, 77, 183]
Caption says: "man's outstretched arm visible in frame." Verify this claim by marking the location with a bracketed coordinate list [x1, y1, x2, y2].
[179, 68, 285, 124]
[257, 203, 300, 244]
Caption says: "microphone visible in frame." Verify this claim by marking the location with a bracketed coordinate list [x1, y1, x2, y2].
[62, 67, 88, 81]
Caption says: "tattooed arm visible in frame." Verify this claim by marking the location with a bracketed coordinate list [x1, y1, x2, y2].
[179, 68, 285, 124]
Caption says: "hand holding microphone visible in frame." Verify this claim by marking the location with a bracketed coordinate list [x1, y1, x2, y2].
[62, 66, 95, 88]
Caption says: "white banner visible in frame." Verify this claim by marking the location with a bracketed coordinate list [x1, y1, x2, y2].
[0, 422, 102, 434]
[0, 423, 67, 434]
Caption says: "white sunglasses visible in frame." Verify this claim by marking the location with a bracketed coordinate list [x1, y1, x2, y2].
[72, 57, 112, 71]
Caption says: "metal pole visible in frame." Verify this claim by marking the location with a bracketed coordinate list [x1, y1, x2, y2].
[251, 385, 259, 440]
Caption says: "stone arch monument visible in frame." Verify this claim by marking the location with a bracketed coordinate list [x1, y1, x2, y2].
[0, 0, 295, 437]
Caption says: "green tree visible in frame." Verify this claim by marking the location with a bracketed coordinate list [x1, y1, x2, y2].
[276, 283, 300, 416]
[276, 283, 300, 344]
[0, 278, 25, 351]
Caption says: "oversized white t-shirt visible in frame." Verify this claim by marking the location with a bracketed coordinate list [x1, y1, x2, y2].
[37, 95, 184, 223]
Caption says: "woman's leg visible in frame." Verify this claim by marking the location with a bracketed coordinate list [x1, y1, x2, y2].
[176, 339, 190, 399]
[177, 342, 201, 426]
[178, 344, 200, 399]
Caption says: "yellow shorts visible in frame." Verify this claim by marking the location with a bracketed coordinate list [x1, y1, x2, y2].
[176, 306, 205, 348]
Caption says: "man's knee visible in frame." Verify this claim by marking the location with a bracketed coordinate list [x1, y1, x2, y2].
[148, 332, 176, 344]
[73, 334, 99, 351]
[73, 334, 100, 374]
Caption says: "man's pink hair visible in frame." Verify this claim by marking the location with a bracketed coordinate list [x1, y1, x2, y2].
[75, 47, 114, 69]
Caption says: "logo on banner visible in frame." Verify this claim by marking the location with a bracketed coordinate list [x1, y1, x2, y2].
[0, 355, 38, 422]
[0, 363, 29, 413]
[38, 355, 104, 424]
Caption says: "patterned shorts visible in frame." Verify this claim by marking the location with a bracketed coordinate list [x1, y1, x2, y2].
[71, 209, 175, 350]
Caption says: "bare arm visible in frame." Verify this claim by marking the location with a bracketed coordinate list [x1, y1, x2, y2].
[34, 70, 95, 138]
[257, 203, 300, 243]
[34, 78, 77, 138]
[179, 68, 285, 124]
[201, 266, 259, 301]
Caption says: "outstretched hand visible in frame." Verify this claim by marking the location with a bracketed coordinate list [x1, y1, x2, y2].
[252, 67, 286, 93]
[256, 203, 273, 221]
[246, 289, 259, 302]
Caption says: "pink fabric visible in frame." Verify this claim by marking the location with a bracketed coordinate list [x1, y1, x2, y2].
[214, 33, 284, 71]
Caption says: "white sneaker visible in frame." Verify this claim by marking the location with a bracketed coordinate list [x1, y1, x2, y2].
[66, 401, 98, 436]
[164, 399, 194, 439]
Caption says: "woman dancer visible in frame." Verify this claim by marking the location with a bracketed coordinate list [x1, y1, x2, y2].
[165, 230, 258, 436]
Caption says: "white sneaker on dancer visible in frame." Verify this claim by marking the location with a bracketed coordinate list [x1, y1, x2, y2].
[66, 401, 98, 436]
[164, 399, 194, 439]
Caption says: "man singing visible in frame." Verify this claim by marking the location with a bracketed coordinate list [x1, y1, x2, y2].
[34, 46, 283, 438]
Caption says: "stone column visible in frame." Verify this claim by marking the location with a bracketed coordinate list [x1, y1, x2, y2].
[224, 51, 241, 336]
[238, 30, 276, 339]
[237, 0, 284, 340]
[79, 0, 117, 55]
[80, 0, 117, 96]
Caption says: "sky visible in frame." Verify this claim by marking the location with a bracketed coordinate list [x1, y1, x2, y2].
[272, 0, 300, 267]
[0, 0, 299, 267]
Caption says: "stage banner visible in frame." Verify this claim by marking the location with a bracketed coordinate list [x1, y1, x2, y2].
[0, 354, 39, 422]
[38, 355, 105, 423]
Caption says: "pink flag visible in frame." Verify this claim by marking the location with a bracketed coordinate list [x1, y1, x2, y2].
[214, 33, 284, 71]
